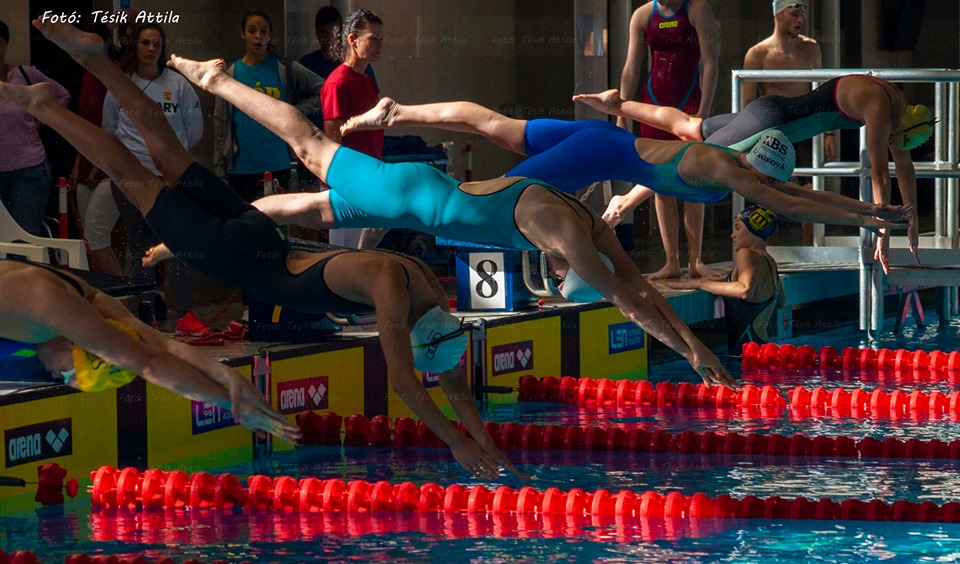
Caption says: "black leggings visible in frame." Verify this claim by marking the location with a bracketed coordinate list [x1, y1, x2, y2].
[700, 78, 849, 151]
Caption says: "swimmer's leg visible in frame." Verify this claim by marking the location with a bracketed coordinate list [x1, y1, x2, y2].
[602, 184, 654, 228]
[648, 194, 683, 280]
[342, 98, 529, 155]
[169, 54, 340, 185]
[31, 19, 193, 191]
[0, 81, 163, 215]
[683, 203, 722, 279]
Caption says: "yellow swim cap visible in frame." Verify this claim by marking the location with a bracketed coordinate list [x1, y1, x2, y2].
[894, 104, 935, 151]
[72, 319, 141, 392]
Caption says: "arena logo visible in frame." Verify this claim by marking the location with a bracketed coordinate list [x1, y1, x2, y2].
[5, 419, 72, 468]
[608, 322, 645, 355]
[491, 340, 534, 377]
[191, 401, 236, 435]
[276, 376, 329, 415]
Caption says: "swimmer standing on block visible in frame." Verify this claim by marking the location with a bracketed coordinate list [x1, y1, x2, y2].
[0, 259, 300, 443]
[12, 20, 524, 479]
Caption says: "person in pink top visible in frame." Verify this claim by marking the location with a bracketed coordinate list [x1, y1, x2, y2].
[320, 9, 384, 158]
[0, 19, 71, 235]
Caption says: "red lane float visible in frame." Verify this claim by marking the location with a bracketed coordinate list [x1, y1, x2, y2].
[293, 410, 957, 461]
[517, 376, 960, 420]
[741, 342, 960, 376]
[0, 551, 243, 564]
[83, 468, 960, 524]
[78, 509, 737, 544]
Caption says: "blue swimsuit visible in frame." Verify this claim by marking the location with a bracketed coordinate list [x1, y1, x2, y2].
[326, 146, 544, 250]
[508, 119, 732, 203]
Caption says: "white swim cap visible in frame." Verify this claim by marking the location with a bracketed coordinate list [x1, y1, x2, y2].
[559, 253, 615, 303]
[410, 306, 468, 374]
[746, 129, 795, 182]
[773, 0, 807, 14]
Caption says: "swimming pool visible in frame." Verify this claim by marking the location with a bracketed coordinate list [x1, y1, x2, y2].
[2, 315, 959, 563]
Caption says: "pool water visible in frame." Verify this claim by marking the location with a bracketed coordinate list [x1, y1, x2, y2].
[2, 315, 959, 563]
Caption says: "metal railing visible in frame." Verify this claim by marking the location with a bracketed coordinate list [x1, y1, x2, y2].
[730, 69, 960, 337]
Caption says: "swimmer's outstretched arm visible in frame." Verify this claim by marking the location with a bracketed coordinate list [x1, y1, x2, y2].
[7, 280, 299, 442]
[370, 269, 508, 480]
[87, 292, 301, 442]
[772, 180, 912, 221]
[438, 370, 531, 481]
[572, 90, 704, 141]
[542, 221, 735, 388]
[340, 97, 528, 155]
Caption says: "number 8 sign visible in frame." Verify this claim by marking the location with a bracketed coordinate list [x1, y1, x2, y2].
[468, 252, 506, 309]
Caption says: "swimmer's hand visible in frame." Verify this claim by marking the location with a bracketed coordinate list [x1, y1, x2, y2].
[871, 202, 913, 222]
[454, 436, 532, 482]
[572, 89, 624, 117]
[475, 435, 532, 483]
[228, 375, 302, 444]
[690, 344, 738, 389]
[860, 216, 908, 234]
[142, 244, 175, 267]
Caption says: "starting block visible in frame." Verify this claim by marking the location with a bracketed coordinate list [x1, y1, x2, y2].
[438, 238, 538, 312]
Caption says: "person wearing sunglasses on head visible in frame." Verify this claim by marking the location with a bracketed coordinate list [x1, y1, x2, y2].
[574, 71, 936, 274]
[11, 20, 525, 482]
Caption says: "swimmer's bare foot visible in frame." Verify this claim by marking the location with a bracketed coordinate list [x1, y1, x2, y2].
[167, 55, 227, 91]
[0, 81, 57, 115]
[688, 260, 724, 280]
[31, 19, 103, 63]
[601, 194, 627, 228]
[648, 263, 683, 280]
[572, 89, 623, 116]
[341, 97, 398, 136]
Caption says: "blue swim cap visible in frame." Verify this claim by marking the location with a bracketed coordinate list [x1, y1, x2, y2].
[736, 205, 780, 240]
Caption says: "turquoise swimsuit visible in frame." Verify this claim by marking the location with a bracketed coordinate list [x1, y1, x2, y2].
[509, 119, 732, 203]
[327, 146, 542, 250]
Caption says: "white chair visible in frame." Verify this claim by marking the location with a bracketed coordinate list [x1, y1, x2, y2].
[0, 201, 89, 269]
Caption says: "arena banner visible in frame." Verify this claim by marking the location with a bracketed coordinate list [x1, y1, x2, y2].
[146, 365, 254, 469]
[579, 306, 649, 381]
[484, 313, 561, 404]
[270, 347, 365, 453]
[0, 388, 117, 512]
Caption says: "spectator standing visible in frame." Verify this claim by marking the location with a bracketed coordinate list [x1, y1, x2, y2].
[614, 0, 720, 280]
[0, 19, 70, 236]
[743, 0, 829, 245]
[214, 9, 323, 203]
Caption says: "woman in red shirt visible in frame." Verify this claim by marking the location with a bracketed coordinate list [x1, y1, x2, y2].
[321, 9, 384, 158]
